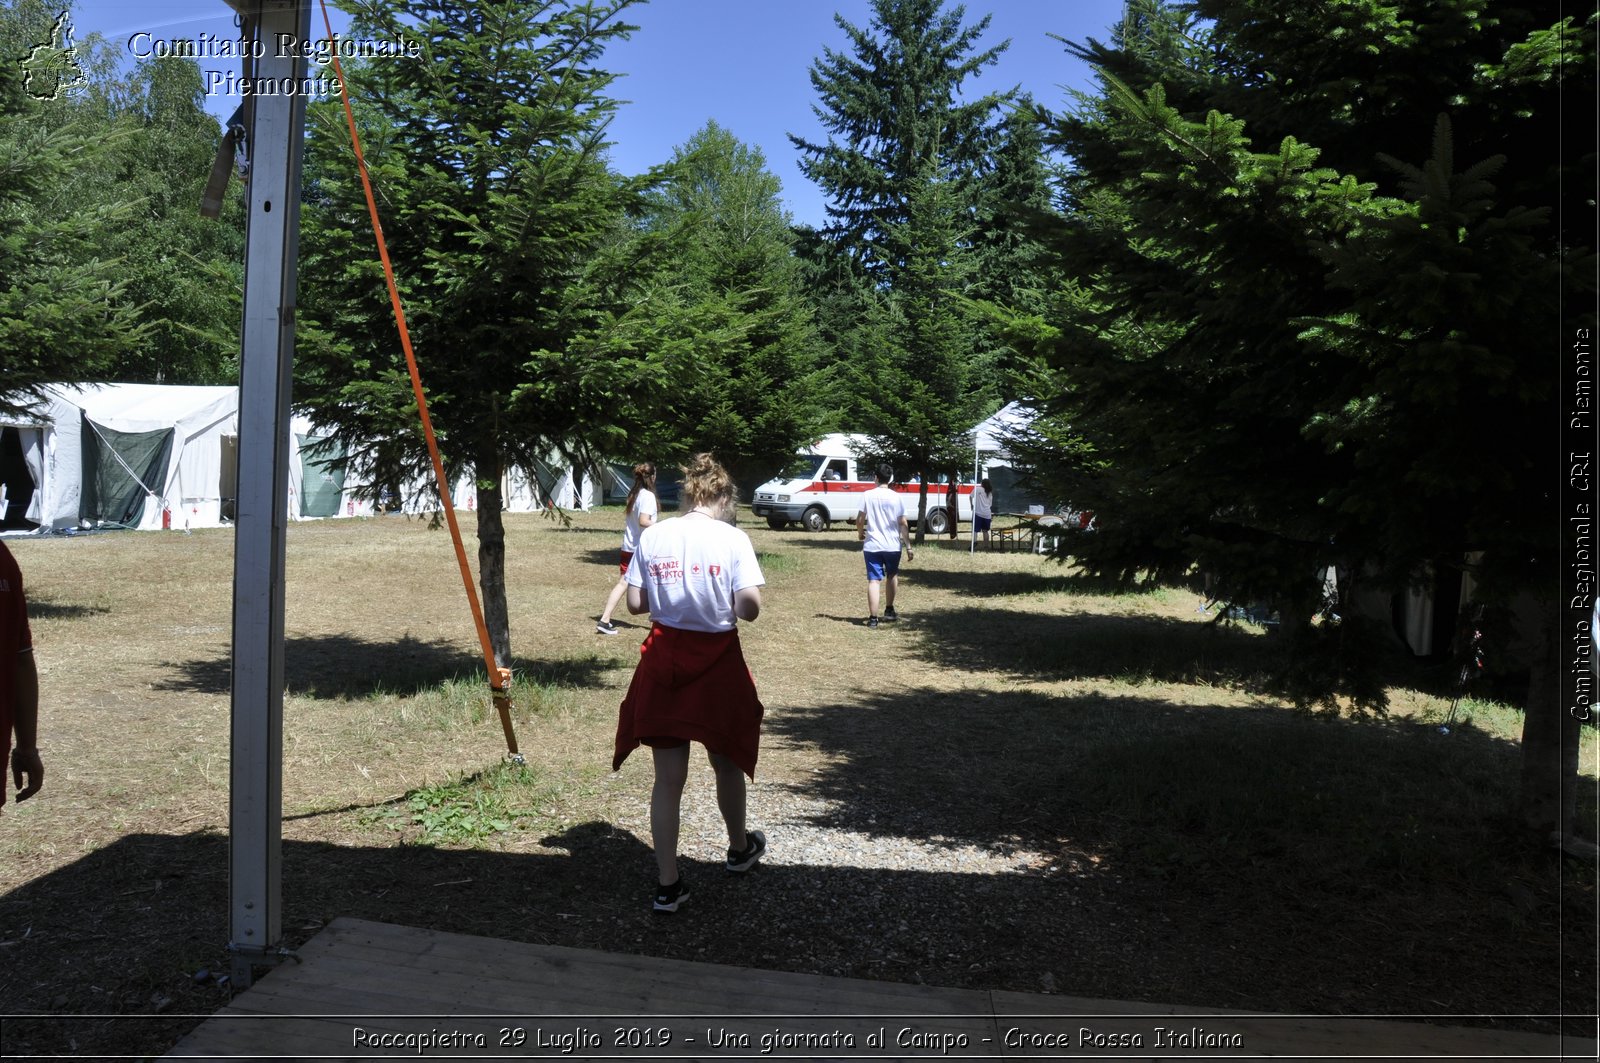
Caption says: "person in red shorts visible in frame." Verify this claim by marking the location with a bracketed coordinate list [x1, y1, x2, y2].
[612, 453, 766, 912]
[0, 540, 42, 812]
[596, 462, 657, 636]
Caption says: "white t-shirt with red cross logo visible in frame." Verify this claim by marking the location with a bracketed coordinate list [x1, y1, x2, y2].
[625, 514, 764, 632]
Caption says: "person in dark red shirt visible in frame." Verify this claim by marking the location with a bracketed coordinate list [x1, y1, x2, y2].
[0, 541, 41, 811]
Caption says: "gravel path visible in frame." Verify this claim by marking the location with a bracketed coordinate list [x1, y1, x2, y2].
[610, 776, 1055, 876]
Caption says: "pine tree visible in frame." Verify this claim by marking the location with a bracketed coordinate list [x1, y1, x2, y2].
[0, 0, 143, 412]
[631, 121, 829, 496]
[792, 0, 1011, 535]
[1015, 0, 1594, 836]
[111, 55, 246, 384]
[295, 0, 651, 666]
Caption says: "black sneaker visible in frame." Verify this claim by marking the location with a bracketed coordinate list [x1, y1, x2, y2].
[727, 830, 766, 873]
[883, 606, 898, 621]
[596, 619, 619, 636]
[653, 878, 689, 913]
[866, 616, 879, 629]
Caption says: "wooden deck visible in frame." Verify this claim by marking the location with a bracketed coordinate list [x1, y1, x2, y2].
[167, 918, 1592, 1061]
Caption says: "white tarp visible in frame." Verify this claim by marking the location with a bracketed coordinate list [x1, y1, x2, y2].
[971, 401, 1037, 462]
[2, 383, 611, 531]
[1, 383, 237, 531]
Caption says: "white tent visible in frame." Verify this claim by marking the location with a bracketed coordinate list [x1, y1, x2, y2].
[0, 383, 619, 531]
[1, 383, 238, 531]
[397, 452, 609, 517]
[971, 401, 1037, 467]
[284, 417, 379, 521]
[0, 385, 392, 532]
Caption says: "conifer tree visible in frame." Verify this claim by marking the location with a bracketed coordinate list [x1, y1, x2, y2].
[0, 0, 142, 411]
[632, 122, 829, 497]
[792, 0, 1012, 535]
[296, 0, 656, 666]
[1015, 0, 1593, 837]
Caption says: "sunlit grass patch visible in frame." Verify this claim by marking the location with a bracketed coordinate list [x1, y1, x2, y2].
[361, 761, 554, 847]
[756, 551, 801, 575]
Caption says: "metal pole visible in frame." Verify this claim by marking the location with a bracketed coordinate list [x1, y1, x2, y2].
[971, 436, 979, 554]
[228, 0, 311, 989]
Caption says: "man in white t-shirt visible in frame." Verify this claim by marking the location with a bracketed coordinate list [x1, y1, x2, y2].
[854, 462, 913, 628]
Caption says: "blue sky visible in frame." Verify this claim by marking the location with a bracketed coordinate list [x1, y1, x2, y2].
[65, 0, 1125, 227]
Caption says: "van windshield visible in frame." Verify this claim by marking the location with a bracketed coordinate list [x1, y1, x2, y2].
[778, 455, 826, 480]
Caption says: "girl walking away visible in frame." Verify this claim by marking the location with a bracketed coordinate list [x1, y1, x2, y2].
[596, 463, 657, 635]
[613, 453, 767, 912]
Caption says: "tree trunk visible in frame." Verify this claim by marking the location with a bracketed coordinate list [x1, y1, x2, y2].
[474, 448, 512, 669]
[914, 475, 928, 544]
[947, 469, 960, 539]
[1515, 589, 1579, 842]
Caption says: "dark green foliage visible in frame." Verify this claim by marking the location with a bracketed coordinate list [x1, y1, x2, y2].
[1010, 0, 1592, 711]
[0, 2, 141, 410]
[296, 0, 652, 663]
[109, 56, 245, 384]
[790, 0, 1010, 275]
[794, 0, 1033, 528]
[626, 121, 829, 494]
[0, 2, 246, 412]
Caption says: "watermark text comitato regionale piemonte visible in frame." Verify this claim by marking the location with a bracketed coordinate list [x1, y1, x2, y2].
[127, 28, 419, 98]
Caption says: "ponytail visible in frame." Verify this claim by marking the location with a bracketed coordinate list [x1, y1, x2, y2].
[625, 462, 656, 515]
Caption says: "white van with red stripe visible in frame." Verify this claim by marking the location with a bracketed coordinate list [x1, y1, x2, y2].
[750, 434, 974, 534]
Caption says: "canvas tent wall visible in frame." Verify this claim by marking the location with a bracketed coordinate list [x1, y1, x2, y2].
[284, 416, 378, 520]
[0, 415, 47, 531]
[393, 453, 610, 517]
[970, 402, 1051, 513]
[0, 383, 239, 532]
[0, 385, 392, 532]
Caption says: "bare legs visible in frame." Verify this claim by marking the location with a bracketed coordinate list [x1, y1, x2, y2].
[649, 745, 749, 886]
[709, 752, 747, 852]
[865, 574, 897, 618]
[599, 574, 627, 625]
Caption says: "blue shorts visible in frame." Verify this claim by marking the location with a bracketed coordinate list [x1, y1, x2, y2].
[864, 550, 900, 581]
[974, 515, 992, 532]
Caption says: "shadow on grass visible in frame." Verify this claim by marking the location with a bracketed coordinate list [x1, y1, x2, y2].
[153, 634, 615, 699]
[759, 684, 1592, 1020]
[812, 613, 877, 628]
[766, 686, 1522, 867]
[903, 566, 1157, 599]
[767, 531, 869, 552]
[1, 797, 1590, 1060]
[25, 596, 110, 620]
[578, 547, 624, 567]
[902, 604, 1273, 687]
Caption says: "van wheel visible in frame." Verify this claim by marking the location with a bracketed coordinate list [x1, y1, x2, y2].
[925, 508, 950, 536]
[801, 506, 829, 532]
[766, 517, 789, 531]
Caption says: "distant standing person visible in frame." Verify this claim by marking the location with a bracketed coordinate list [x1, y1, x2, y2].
[856, 462, 913, 628]
[973, 477, 995, 548]
[613, 453, 767, 913]
[1, 541, 41, 812]
[596, 463, 657, 635]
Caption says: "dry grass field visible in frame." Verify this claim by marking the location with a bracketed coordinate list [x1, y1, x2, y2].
[0, 508, 1594, 1058]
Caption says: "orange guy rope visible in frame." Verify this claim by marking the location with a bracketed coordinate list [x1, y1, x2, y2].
[317, 0, 521, 761]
